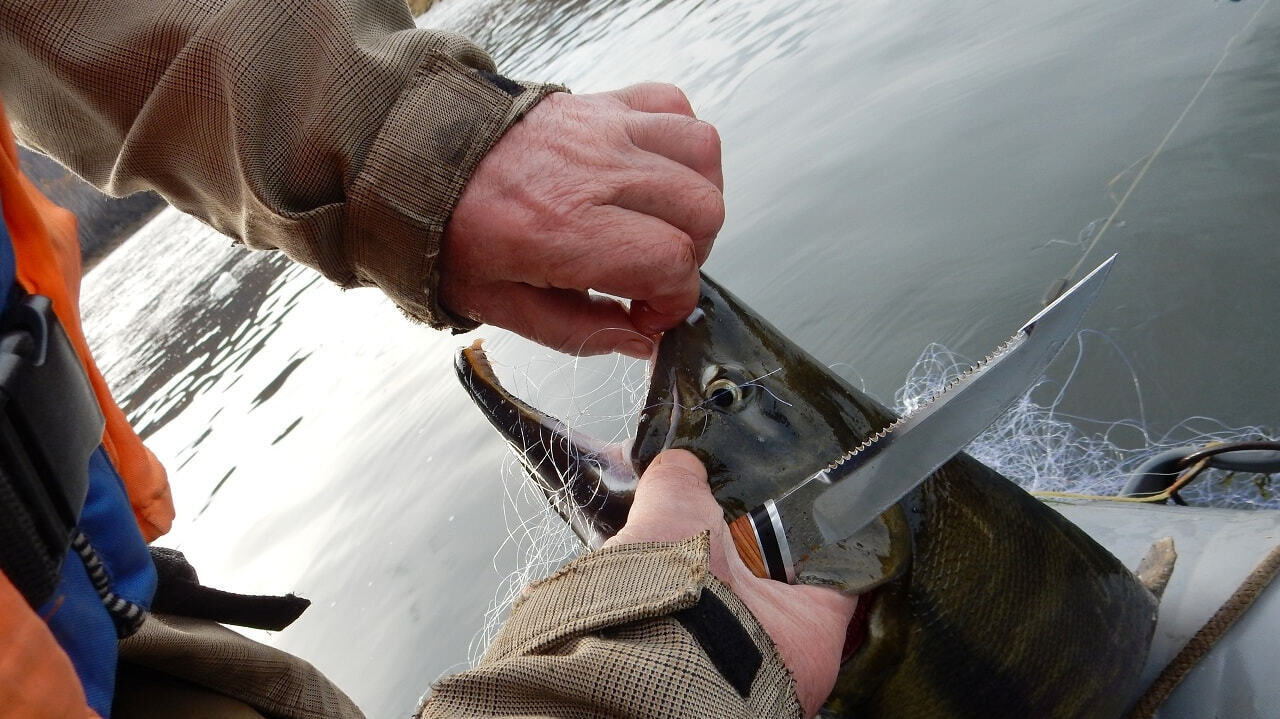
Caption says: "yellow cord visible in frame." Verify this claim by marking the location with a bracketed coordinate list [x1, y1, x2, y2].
[1033, 457, 1213, 504]
[1034, 491, 1173, 504]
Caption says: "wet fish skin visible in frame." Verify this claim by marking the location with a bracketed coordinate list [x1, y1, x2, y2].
[457, 275, 1158, 718]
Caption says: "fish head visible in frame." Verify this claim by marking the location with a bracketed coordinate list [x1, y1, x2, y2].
[633, 275, 896, 520]
[456, 274, 900, 547]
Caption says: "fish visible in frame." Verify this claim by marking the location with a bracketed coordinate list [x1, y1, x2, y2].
[455, 274, 1160, 718]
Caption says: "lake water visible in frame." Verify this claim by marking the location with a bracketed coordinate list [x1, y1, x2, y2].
[80, 0, 1279, 714]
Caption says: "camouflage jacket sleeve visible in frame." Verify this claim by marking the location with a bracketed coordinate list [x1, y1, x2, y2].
[0, 0, 559, 329]
[418, 532, 803, 719]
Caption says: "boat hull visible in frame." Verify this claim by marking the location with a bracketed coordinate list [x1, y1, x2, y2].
[1054, 502, 1280, 719]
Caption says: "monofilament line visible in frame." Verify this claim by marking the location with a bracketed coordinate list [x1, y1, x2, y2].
[1049, 0, 1275, 303]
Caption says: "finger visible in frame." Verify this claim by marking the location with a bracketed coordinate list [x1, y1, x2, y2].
[464, 282, 654, 357]
[630, 299, 695, 336]
[607, 82, 696, 117]
[533, 208, 702, 332]
[606, 449, 718, 547]
[625, 112, 724, 192]
[609, 152, 724, 259]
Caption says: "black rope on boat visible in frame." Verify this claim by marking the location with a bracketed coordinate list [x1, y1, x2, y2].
[1120, 441, 1280, 502]
[1176, 441, 1280, 472]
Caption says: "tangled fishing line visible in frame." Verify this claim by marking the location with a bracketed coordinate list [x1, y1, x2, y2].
[467, 351, 644, 662]
[900, 338, 1278, 509]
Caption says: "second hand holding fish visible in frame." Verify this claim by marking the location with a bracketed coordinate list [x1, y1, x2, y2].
[605, 449, 858, 719]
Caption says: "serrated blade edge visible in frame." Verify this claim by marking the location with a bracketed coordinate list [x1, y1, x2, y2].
[790, 254, 1115, 547]
[823, 329, 1026, 475]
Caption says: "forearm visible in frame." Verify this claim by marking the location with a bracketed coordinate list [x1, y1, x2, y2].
[0, 0, 557, 327]
[418, 533, 802, 719]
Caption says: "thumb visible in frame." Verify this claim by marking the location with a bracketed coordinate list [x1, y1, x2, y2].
[604, 450, 721, 547]
[607, 82, 697, 117]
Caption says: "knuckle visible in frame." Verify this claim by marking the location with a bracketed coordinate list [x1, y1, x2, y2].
[647, 238, 701, 312]
[697, 183, 726, 233]
[664, 85, 695, 116]
[521, 311, 591, 357]
[550, 331, 590, 356]
[543, 253, 582, 293]
[668, 233, 700, 274]
[689, 119, 721, 157]
[644, 232, 698, 293]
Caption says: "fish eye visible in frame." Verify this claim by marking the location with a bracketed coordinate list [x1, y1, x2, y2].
[704, 378, 745, 410]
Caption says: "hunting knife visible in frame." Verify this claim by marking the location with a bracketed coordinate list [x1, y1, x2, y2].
[728, 255, 1116, 586]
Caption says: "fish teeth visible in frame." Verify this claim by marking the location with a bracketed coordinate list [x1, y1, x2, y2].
[822, 329, 1025, 474]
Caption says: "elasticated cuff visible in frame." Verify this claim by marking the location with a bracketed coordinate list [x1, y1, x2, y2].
[344, 53, 562, 329]
[474, 532, 803, 718]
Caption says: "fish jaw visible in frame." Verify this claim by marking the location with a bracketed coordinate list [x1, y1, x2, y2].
[632, 362, 683, 475]
[454, 340, 637, 546]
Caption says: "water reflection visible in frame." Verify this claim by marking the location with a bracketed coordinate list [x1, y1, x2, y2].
[81, 211, 314, 439]
[82, 200, 564, 716]
[423, 0, 841, 106]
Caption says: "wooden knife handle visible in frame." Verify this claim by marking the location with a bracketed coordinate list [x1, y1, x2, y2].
[729, 513, 770, 579]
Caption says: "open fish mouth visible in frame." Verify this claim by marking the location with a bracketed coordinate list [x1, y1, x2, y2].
[454, 340, 649, 547]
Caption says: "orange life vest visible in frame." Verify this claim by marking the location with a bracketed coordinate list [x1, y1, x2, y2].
[0, 99, 174, 541]
[1, 96, 175, 718]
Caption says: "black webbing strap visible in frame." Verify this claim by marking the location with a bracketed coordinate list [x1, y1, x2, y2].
[0, 293, 105, 607]
[672, 589, 763, 698]
[150, 546, 311, 631]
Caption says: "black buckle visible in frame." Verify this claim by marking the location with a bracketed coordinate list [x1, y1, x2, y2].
[0, 293, 105, 606]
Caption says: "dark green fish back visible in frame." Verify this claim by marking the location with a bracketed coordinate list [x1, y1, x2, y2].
[830, 454, 1157, 718]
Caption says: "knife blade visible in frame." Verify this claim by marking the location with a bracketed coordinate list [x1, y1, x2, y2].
[728, 255, 1115, 585]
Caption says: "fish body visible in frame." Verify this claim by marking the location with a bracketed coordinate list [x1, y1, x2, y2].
[456, 275, 1159, 718]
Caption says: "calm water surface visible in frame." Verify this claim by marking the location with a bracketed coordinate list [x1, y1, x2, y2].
[80, 0, 1279, 714]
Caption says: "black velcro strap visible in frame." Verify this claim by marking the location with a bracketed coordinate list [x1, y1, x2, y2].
[478, 71, 524, 98]
[150, 547, 310, 631]
[672, 589, 762, 698]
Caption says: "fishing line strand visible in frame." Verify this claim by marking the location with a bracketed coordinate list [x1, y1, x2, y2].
[1051, 0, 1275, 301]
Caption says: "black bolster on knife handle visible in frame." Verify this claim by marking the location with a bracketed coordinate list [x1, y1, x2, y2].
[729, 507, 789, 583]
[749, 505, 790, 583]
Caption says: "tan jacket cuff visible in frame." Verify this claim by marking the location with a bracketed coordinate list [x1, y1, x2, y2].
[422, 533, 802, 718]
[343, 58, 561, 329]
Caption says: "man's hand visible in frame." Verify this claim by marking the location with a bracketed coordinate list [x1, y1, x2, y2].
[440, 83, 723, 358]
[604, 450, 857, 717]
